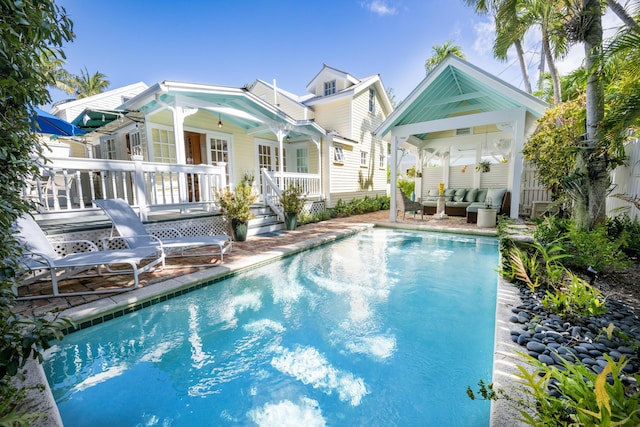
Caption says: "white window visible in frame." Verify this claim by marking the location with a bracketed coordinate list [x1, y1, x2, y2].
[360, 150, 368, 167]
[379, 154, 385, 168]
[128, 130, 143, 158]
[296, 148, 308, 173]
[369, 88, 376, 114]
[324, 80, 336, 96]
[100, 136, 117, 159]
[150, 127, 176, 163]
[210, 136, 230, 184]
[333, 146, 344, 163]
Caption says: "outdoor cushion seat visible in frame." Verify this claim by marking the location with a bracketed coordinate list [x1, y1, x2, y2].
[94, 198, 232, 263]
[466, 189, 511, 223]
[12, 214, 165, 300]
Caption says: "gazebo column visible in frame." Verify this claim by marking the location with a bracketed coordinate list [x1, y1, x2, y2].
[389, 133, 408, 221]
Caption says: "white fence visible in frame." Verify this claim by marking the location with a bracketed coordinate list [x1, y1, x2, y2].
[609, 139, 640, 221]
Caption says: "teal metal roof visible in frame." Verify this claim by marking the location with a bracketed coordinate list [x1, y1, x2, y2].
[376, 55, 547, 137]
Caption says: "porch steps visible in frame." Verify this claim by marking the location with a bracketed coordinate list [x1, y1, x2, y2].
[247, 205, 284, 237]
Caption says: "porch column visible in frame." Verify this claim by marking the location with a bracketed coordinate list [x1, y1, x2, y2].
[276, 128, 286, 187]
[311, 136, 322, 198]
[167, 105, 197, 203]
[509, 108, 527, 219]
[389, 133, 407, 221]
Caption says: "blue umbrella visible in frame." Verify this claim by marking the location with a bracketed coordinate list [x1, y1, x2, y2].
[30, 107, 86, 136]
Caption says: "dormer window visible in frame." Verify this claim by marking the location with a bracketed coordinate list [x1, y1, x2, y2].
[368, 88, 376, 114]
[324, 80, 336, 96]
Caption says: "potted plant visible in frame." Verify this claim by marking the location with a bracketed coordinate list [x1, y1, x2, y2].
[215, 181, 258, 241]
[279, 184, 306, 230]
[476, 160, 491, 173]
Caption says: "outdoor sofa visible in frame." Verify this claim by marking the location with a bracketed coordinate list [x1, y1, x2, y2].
[421, 188, 511, 223]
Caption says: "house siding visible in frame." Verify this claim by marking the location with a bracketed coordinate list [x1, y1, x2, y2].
[313, 98, 351, 136]
[251, 82, 313, 121]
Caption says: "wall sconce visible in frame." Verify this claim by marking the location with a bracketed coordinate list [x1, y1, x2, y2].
[218, 113, 223, 129]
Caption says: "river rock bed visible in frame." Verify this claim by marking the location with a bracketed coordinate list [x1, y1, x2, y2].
[509, 285, 640, 381]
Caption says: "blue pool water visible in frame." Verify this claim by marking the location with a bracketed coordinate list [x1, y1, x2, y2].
[43, 229, 499, 426]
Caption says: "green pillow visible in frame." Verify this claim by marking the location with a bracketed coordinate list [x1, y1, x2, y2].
[464, 188, 478, 202]
[453, 188, 467, 202]
[444, 188, 456, 198]
[475, 189, 488, 203]
[428, 189, 440, 197]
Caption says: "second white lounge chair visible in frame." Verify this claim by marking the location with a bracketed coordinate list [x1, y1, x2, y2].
[93, 198, 232, 263]
[13, 214, 165, 299]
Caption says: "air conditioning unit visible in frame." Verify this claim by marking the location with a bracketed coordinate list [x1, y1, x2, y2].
[455, 128, 472, 136]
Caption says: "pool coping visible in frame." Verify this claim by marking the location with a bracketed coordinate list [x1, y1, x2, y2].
[27, 222, 527, 427]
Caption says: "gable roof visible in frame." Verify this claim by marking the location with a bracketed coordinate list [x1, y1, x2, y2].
[304, 73, 394, 116]
[305, 64, 360, 95]
[120, 81, 325, 139]
[375, 55, 547, 137]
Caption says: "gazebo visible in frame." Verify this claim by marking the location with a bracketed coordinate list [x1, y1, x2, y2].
[375, 55, 548, 221]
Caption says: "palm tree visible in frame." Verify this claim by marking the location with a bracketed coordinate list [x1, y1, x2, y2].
[73, 67, 110, 98]
[424, 41, 466, 74]
[464, 0, 533, 93]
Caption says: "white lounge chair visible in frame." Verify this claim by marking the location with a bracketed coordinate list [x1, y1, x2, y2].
[93, 198, 232, 263]
[12, 214, 165, 300]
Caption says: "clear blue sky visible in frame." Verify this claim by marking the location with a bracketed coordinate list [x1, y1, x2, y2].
[50, 0, 586, 108]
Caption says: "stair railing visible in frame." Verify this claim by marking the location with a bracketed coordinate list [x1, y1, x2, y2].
[260, 168, 284, 221]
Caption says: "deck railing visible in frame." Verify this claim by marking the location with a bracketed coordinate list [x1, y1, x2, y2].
[24, 155, 227, 221]
[260, 169, 322, 221]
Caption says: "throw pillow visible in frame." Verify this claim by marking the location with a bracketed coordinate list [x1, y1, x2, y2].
[486, 188, 507, 209]
[453, 188, 467, 202]
[426, 188, 439, 201]
[464, 188, 477, 202]
[475, 189, 488, 203]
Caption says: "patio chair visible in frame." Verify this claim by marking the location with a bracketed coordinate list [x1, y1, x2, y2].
[12, 214, 165, 300]
[396, 188, 424, 221]
[93, 198, 232, 263]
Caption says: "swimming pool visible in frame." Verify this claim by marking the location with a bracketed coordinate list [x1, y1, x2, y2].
[43, 228, 499, 426]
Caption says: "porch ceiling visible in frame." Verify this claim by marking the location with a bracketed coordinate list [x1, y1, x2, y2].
[375, 55, 547, 141]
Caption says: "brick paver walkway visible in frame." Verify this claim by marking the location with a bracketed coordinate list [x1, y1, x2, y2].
[14, 211, 486, 317]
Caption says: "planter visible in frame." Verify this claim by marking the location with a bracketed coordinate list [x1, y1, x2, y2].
[231, 218, 248, 242]
[284, 212, 297, 230]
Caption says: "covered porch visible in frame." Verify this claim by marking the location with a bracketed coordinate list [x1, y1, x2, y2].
[375, 55, 547, 222]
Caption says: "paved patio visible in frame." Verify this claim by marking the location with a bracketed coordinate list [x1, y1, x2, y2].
[15, 210, 498, 317]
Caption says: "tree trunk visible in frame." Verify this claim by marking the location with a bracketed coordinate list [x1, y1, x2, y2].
[514, 39, 533, 94]
[542, 30, 562, 104]
[604, 0, 640, 31]
[578, 0, 607, 230]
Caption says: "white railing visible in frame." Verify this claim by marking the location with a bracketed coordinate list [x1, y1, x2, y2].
[23, 155, 227, 221]
[267, 171, 321, 197]
[261, 169, 284, 221]
[260, 169, 322, 221]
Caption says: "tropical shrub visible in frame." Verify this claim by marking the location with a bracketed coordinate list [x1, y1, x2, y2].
[330, 195, 389, 218]
[564, 225, 631, 273]
[397, 178, 415, 200]
[607, 214, 640, 258]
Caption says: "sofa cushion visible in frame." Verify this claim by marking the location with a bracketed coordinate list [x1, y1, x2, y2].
[475, 189, 488, 203]
[446, 201, 471, 208]
[464, 188, 478, 202]
[486, 188, 507, 209]
[425, 188, 440, 201]
[453, 188, 467, 202]
[444, 188, 456, 198]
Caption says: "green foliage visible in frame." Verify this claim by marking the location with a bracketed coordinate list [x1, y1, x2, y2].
[541, 273, 607, 318]
[396, 178, 415, 200]
[513, 354, 640, 426]
[297, 209, 332, 226]
[564, 224, 631, 273]
[532, 215, 570, 246]
[607, 215, 640, 258]
[1, 1, 75, 424]
[215, 182, 258, 222]
[524, 98, 586, 200]
[330, 195, 389, 218]
[466, 379, 497, 401]
[279, 184, 306, 215]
